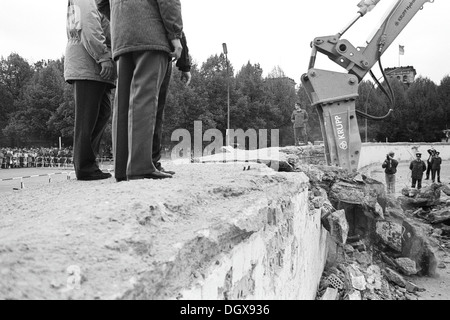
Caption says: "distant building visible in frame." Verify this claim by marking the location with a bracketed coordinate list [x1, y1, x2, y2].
[265, 76, 296, 89]
[384, 66, 417, 85]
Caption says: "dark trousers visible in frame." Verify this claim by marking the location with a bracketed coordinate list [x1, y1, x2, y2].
[426, 162, 432, 179]
[294, 126, 307, 145]
[411, 178, 423, 189]
[73, 80, 112, 178]
[385, 173, 396, 194]
[153, 61, 172, 170]
[112, 51, 169, 180]
[431, 168, 441, 183]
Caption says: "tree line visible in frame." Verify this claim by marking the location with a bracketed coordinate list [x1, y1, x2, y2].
[0, 52, 449, 151]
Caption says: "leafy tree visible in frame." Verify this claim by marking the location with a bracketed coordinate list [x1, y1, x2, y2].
[3, 59, 65, 144]
[0, 53, 33, 100]
[197, 54, 235, 134]
[438, 76, 450, 131]
[356, 80, 389, 142]
[0, 84, 13, 128]
[47, 83, 75, 143]
[406, 77, 440, 141]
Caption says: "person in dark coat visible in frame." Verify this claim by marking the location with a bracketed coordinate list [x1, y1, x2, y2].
[431, 151, 442, 183]
[291, 103, 309, 146]
[410, 152, 427, 189]
[96, 0, 183, 181]
[425, 148, 436, 180]
[382, 151, 399, 195]
[152, 32, 191, 176]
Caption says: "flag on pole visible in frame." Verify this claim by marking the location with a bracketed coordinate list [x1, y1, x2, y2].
[399, 45, 405, 55]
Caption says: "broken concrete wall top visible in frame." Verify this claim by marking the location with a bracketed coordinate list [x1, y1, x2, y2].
[0, 162, 315, 300]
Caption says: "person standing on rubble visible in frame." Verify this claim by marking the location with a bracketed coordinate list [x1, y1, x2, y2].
[291, 102, 309, 146]
[425, 148, 436, 180]
[431, 151, 442, 183]
[409, 152, 427, 190]
[382, 151, 398, 195]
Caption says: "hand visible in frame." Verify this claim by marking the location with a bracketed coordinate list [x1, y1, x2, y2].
[180, 71, 191, 86]
[169, 38, 183, 62]
[100, 60, 114, 80]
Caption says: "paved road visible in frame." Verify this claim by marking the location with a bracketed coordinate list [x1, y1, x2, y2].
[0, 162, 114, 194]
[0, 167, 75, 194]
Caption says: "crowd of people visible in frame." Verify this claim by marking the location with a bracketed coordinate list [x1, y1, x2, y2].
[382, 147, 443, 195]
[0, 147, 113, 169]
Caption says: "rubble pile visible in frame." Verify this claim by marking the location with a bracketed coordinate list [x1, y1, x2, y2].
[279, 145, 326, 167]
[193, 145, 447, 300]
[401, 184, 450, 267]
[294, 161, 441, 300]
[316, 238, 426, 300]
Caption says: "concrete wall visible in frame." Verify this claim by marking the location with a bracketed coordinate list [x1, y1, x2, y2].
[359, 142, 450, 169]
[172, 142, 449, 300]
[175, 173, 329, 300]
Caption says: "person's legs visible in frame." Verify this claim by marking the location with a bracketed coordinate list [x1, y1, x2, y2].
[126, 51, 170, 179]
[417, 178, 422, 189]
[73, 80, 110, 179]
[153, 60, 172, 172]
[385, 173, 391, 194]
[437, 168, 441, 183]
[431, 169, 436, 183]
[301, 127, 307, 145]
[411, 178, 417, 188]
[112, 53, 136, 181]
[293, 127, 300, 146]
[92, 87, 112, 160]
[386, 174, 395, 194]
[425, 163, 431, 180]
[391, 174, 396, 194]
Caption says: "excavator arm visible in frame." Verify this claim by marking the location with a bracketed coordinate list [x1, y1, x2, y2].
[301, 0, 434, 173]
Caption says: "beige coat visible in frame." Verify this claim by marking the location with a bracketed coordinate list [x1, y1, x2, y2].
[64, 0, 116, 86]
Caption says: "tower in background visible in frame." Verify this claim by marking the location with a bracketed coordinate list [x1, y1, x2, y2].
[384, 66, 417, 85]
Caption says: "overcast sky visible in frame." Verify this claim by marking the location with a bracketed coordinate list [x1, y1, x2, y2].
[0, 0, 448, 85]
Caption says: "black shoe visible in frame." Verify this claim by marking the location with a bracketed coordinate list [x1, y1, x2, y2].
[128, 171, 173, 181]
[159, 167, 175, 175]
[116, 177, 127, 182]
[77, 170, 112, 181]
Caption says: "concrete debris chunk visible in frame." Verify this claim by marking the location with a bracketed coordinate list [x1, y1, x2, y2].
[382, 267, 406, 288]
[326, 209, 349, 245]
[350, 274, 367, 291]
[405, 293, 418, 300]
[428, 209, 450, 224]
[321, 287, 339, 300]
[394, 257, 418, 276]
[350, 240, 366, 252]
[375, 221, 403, 252]
[347, 290, 362, 300]
[399, 185, 441, 209]
[326, 273, 344, 290]
[405, 281, 420, 293]
[365, 265, 382, 290]
[354, 251, 372, 267]
[353, 174, 364, 183]
[344, 244, 355, 254]
[375, 202, 384, 219]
